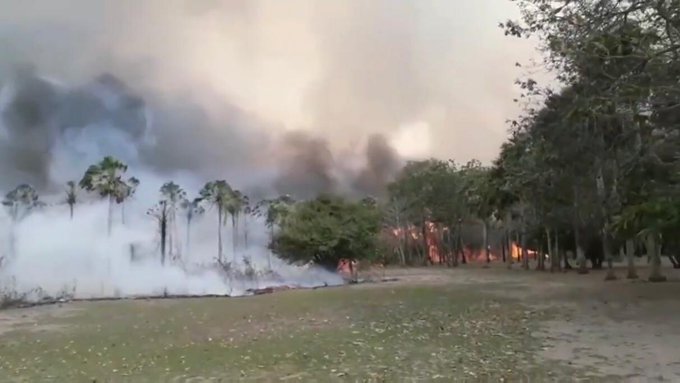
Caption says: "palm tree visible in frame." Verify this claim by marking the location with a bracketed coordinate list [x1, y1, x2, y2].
[65, 181, 78, 220]
[79, 156, 137, 235]
[2, 184, 44, 258]
[242, 195, 252, 249]
[147, 200, 169, 265]
[117, 176, 139, 225]
[256, 195, 295, 269]
[226, 190, 247, 255]
[180, 197, 205, 257]
[198, 180, 234, 263]
[160, 182, 186, 260]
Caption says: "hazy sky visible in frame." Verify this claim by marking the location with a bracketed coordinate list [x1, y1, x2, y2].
[0, 0, 538, 164]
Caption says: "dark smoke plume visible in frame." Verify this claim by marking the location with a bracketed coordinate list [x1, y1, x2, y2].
[352, 134, 402, 197]
[0, 67, 401, 199]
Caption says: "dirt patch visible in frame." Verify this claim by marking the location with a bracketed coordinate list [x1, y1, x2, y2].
[0, 303, 80, 336]
[471, 265, 680, 381]
[359, 265, 680, 381]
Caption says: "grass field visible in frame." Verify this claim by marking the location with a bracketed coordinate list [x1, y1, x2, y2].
[1, 265, 679, 382]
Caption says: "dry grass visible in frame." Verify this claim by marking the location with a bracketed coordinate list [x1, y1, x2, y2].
[1, 263, 679, 382]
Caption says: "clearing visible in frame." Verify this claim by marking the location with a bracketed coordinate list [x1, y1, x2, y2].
[1, 264, 679, 382]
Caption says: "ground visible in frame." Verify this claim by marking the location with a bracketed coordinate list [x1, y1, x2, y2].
[1, 263, 679, 382]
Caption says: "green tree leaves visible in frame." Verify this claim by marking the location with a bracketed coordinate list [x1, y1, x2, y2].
[270, 195, 380, 269]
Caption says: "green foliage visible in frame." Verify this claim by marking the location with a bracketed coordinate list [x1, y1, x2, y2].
[612, 198, 680, 240]
[270, 195, 380, 268]
[198, 180, 233, 220]
[256, 195, 296, 230]
[490, 0, 680, 265]
[180, 198, 205, 224]
[160, 182, 186, 209]
[2, 184, 43, 222]
[79, 156, 138, 204]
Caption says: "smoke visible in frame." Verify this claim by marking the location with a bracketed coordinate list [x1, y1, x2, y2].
[0, 0, 535, 301]
[0, 70, 347, 301]
[353, 135, 402, 198]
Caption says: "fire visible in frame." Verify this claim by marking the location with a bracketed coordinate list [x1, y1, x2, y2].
[337, 259, 358, 279]
[388, 222, 542, 264]
[509, 242, 541, 261]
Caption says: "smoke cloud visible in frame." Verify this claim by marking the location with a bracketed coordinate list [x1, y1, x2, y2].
[0, 0, 535, 301]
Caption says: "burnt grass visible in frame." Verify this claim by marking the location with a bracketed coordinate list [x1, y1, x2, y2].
[0, 269, 589, 382]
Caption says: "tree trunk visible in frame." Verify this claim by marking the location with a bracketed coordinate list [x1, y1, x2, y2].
[625, 239, 638, 279]
[459, 224, 467, 265]
[483, 220, 490, 267]
[69, 204, 74, 220]
[121, 203, 126, 225]
[452, 223, 460, 267]
[107, 196, 114, 236]
[555, 231, 562, 271]
[594, 162, 616, 280]
[217, 207, 223, 263]
[572, 186, 587, 274]
[440, 224, 447, 265]
[547, 228, 555, 272]
[647, 234, 666, 282]
[574, 227, 587, 274]
[504, 212, 513, 269]
[232, 215, 238, 258]
[168, 214, 174, 261]
[244, 215, 249, 249]
[160, 213, 167, 266]
[186, 217, 192, 259]
[421, 218, 429, 264]
[501, 234, 506, 263]
[398, 227, 406, 266]
[8, 226, 16, 261]
[268, 226, 274, 270]
[537, 243, 545, 271]
[521, 231, 529, 270]
[603, 230, 617, 281]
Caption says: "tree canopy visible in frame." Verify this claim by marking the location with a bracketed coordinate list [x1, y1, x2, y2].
[270, 194, 381, 269]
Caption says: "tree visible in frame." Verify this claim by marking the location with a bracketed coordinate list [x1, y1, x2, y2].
[180, 197, 204, 257]
[65, 181, 78, 220]
[256, 195, 296, 269]
[270, 194, 380, 271]
[79, 156, 138, 235]
[198, 180, 234, 263]
[159, 182, 186, 260]
[459, 160, 495, 266]
[119, 176, 140, 225]
[2, 184, 44, 259]
[500, 0, 680, 281]
[226, 189, 247, 254]
[147, 200, 169, 266]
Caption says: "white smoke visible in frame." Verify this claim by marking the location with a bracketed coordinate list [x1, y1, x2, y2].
[0, 74, 343, 302]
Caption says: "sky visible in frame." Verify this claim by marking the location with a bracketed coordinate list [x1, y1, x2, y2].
[0, 0, 538, 166]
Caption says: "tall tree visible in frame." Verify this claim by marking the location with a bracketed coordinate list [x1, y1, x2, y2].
[2, 184, 44, 259]
[147, 200, 169, 266]
[226, 189, 247, 254]
[257, 195, 296, 269]
[65, 181, 78, 220]
[79, 156, 137, 235]
[159, 182, 186, 260]
[198, 180, 234, 263]
[180, 197, 205, 257]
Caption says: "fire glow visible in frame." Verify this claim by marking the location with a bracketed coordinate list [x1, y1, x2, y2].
[389, 222, 538, 264]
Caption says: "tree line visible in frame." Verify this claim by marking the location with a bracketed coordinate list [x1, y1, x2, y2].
[490, 0, 680, 281]
[360, 0, 680, 282]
